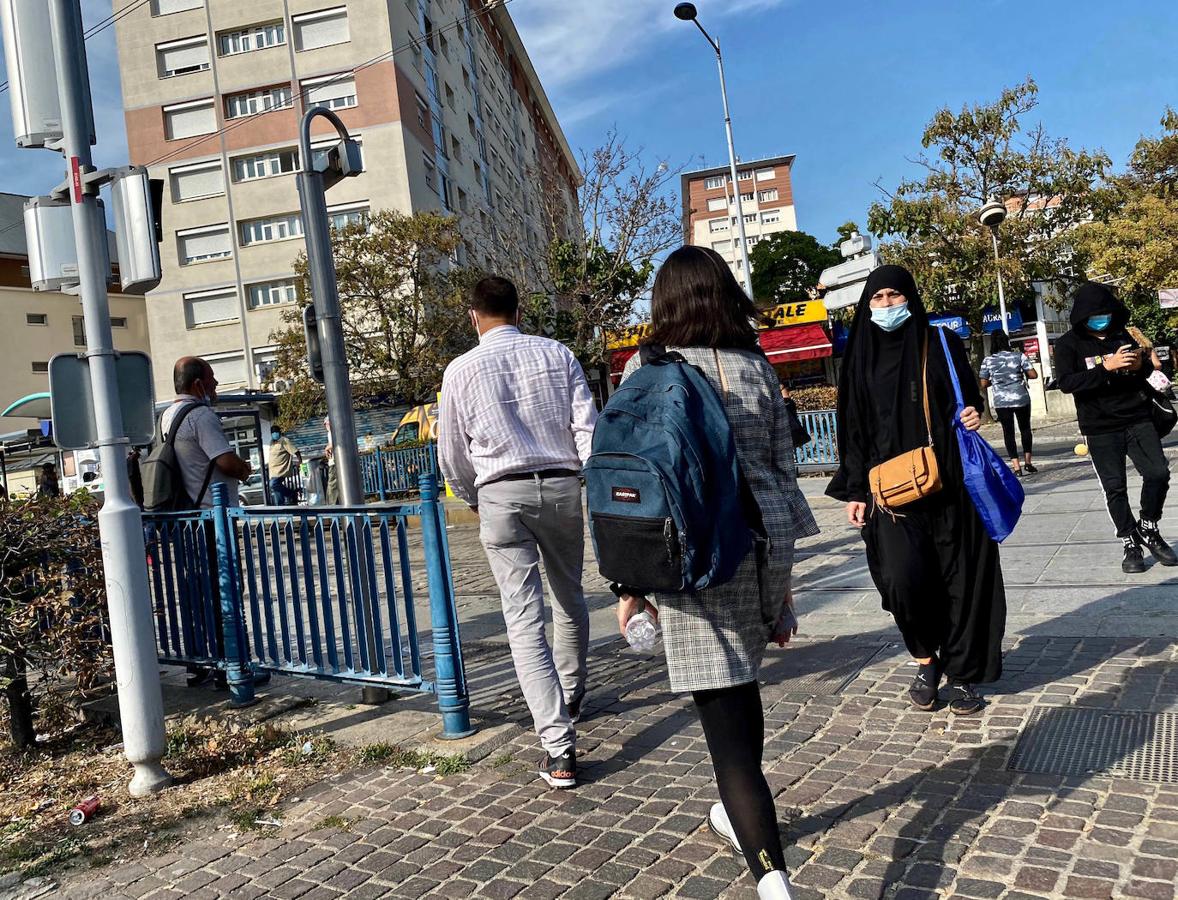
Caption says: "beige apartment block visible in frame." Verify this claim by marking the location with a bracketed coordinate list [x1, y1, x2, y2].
[0, 194, 152, 434]
[681, 155, 799, 292]
[113, 0, 580, 398]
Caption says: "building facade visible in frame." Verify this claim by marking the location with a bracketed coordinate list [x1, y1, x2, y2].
[0, 194, 151, 435]
[681, 154, 798, 292]
[113, 0, 579, 397]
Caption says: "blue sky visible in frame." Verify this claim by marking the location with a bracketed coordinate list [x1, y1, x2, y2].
[0, 0, 1174, 246]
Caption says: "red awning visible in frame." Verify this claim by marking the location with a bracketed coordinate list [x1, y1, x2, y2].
[610, 347, 638, 383]
[759, 323, 832, 361]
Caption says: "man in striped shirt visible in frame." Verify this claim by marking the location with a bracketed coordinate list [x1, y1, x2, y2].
[439, 276, 597, 789]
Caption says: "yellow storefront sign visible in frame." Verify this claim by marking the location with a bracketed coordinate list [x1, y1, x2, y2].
[606, 300, 827, 350]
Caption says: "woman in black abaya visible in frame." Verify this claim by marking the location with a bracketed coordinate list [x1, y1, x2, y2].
[827, 265, 1007, 715]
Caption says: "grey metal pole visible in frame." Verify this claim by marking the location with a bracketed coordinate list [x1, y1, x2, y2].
[991, 227, 1009, 335]
[713, 41, 754, 296]
[295, 110, 385, 702]
[47, 0, 170, 795]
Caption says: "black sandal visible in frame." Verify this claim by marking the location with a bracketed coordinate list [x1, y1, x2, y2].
[947, 682, 984, 716]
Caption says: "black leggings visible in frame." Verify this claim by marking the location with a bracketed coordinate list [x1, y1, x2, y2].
[996, 404, 1033, 459]
[693, 681, 786, 879]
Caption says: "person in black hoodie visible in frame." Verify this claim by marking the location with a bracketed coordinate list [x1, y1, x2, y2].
[827, 265, 1006, 716]
[1055, 282, 1176, 573]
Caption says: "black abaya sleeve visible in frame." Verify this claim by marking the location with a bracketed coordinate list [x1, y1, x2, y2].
[826, 383, 870, 503]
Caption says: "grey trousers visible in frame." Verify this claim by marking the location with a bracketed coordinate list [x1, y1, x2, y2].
[478, 475, 589, 757]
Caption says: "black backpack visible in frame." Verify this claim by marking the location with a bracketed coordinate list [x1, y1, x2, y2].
[140, 404, 215, 512]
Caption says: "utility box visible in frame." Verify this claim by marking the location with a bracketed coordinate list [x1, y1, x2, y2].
[24, 195, 110, 291]
[109, 166, 163, 294]
[0, 0, 94, 148]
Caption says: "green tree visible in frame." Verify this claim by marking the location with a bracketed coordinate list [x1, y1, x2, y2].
[749, 230, 840, 306]
[269, 211, 478, 429]
[1076, 109, 1178, 344]
[833, 220, 861, 251]
[867, 78, 1109, 330]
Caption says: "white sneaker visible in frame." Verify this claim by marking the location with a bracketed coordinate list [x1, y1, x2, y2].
[757, 870, 794, 900]
[708, 801, 741, 854]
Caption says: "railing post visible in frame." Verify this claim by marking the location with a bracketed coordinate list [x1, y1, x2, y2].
[418, 474, 475, 739]
[212, 484, 255, 707]
[376, 447, 387, 501]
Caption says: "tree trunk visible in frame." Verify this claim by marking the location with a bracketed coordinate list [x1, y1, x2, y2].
[3, 653, 35, 749]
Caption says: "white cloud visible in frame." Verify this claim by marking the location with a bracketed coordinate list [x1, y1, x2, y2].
[511, 0, 792, 91]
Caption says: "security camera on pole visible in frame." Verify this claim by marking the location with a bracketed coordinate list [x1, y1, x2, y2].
[1, 0, 170, 793]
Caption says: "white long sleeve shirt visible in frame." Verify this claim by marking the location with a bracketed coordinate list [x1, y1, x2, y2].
[438, 326, 598, 506]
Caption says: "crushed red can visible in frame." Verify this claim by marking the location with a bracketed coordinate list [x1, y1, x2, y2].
[69, 795, 100, 826]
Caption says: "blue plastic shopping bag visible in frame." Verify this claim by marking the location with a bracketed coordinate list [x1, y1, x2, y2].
[936, 327, 1025, 542]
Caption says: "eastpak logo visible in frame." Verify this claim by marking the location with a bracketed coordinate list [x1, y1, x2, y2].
[612, 486, 640, 503]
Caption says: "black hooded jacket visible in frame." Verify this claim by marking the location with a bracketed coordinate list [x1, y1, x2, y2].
[1054, 283, 1155, 435]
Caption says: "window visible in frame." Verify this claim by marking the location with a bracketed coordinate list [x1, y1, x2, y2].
[218, 22, 284, 56]
[708, 218, 728, 233]
[445, 84, 456, 111]
[744, 213, 757, 223]
[231, 148, 297, 182]
[247, 279, 297, 308]
[156, 36, 210, 77]
[327, 202, 369, 230]
[239, 213, 303, 246]
[72, 316, 86, 347]
[423, 153, 436, 189]
[302, 74, 357, 110]
[416, 94, 429, 129]
[163, 99, 215, 140]
[206, 353, 246, 385]
[737, 169, 752, 180]
[704, 175, 726, 190]
[758, 188, 779, 203]
[25, 313, 47, 326]
[177, 225, 231, 264]
[225, 86, 292, 119]
[31, 361, 49, 374]
[440, 174, 453, 210]
[184, 288, 239, 327]
[111, 317, 128, 328]
[292, 7, 349, 51]
[711, 240, 730, 252]
[451, 135, 462, 162]
[756, 167, 775, 181]
[761, 210, 781, 225]
[169, 160, 224, 201]
[707, 197, 726, 212]
[154, 0, 202, 15]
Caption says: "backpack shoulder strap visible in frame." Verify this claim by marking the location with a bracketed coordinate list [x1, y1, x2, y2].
[162, 402, 201, 445]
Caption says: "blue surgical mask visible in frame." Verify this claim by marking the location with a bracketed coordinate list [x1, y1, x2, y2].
[1087, 314, 1112, 332]
[870, 302, 912, 332]
[271, 431, 281, 442]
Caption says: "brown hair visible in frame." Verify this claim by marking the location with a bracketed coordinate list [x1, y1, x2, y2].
[646, 246, 760, 350]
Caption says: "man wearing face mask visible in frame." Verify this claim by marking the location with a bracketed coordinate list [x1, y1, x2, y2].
[438, 276, 597, 789]
[1055, 282, 1176, 573]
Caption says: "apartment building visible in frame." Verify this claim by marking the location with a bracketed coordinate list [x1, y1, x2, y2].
[0, 194, 151, 435]
[113, 0, 579, 397]
[681, 154, 798, 291]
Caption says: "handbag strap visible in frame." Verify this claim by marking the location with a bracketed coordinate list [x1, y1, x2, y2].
[935, 326, 966, 416]
[920, 333, 934, 448]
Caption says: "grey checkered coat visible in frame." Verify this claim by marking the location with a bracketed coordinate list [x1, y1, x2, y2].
[622, 347, 820, 692]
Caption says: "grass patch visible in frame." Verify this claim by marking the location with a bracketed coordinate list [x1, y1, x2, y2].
[489, 753, 514, 768]
[313, 815, 355, 832]
[354, 741, 469, 775]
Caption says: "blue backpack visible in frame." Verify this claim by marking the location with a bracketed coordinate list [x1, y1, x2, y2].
[585, 347, 763, 594]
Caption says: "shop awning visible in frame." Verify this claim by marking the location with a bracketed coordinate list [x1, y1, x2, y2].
[759, 323, 832, 362]
[2, 393, 52, 420]
[609, 347, 639, 383]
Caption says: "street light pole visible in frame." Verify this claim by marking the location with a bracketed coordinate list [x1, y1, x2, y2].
[674, 3, 754, 296]
[979, 198, 1009, 335]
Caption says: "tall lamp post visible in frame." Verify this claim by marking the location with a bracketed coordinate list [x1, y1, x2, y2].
[978, 198, 1010, 335]
[674, 2, 754, 296]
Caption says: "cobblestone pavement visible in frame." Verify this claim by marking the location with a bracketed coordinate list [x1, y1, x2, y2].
[56, 442, 1178, 900]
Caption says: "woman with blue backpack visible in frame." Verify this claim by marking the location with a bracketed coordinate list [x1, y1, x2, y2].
[606, 246, 819, 900]
[826, 265, 1009, 717]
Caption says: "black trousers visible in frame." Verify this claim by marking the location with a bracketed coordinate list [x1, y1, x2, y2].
[862, 490, 1006, 684]
[995, 405, 1033, 459]
[1086, 421, 1171, 537]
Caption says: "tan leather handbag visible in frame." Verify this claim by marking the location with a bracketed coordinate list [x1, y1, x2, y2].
[868, 335, 942, 511]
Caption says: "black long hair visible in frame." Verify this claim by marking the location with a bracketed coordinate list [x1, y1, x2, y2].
[645, 246, 760, 351]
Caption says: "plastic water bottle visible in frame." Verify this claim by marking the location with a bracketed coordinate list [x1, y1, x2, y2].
[625, 609, 659, 652]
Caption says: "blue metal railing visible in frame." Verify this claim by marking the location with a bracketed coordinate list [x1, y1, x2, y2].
[143, 475, 473, 737]
[359, 443, 439, 501]
[795, 409, 839, 470]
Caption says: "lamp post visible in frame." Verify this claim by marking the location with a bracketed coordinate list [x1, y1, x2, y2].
[978, 198, 1009, 335]
[673, 2, 753, 296]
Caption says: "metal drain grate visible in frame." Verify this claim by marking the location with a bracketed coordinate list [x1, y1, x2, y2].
[760, 643, 887, 696]
[1008, 708, 1178, 784]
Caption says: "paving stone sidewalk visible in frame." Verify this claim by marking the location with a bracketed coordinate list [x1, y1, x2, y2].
[54, 445, 1178, 900]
